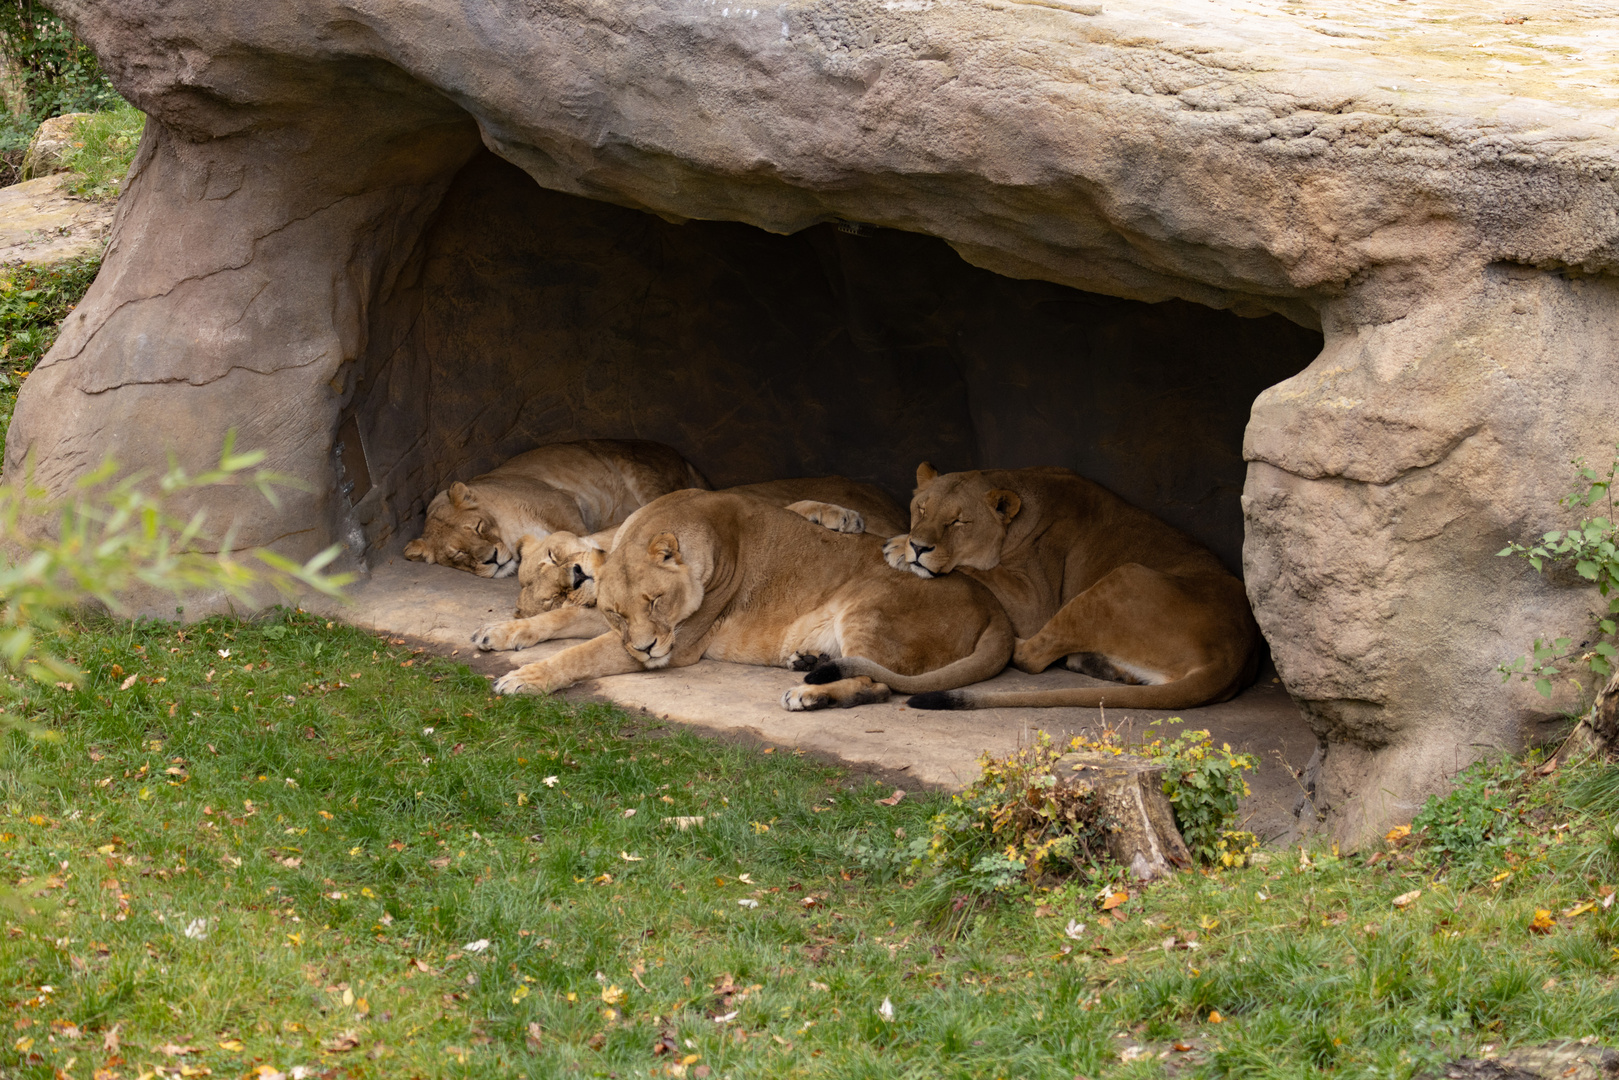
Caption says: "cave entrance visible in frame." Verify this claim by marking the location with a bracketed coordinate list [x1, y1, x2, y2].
[327, 151, 1325, 832]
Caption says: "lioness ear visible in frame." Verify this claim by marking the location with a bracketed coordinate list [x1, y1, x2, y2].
[448, 482, 476, 509]
[915, 462, 939, 488]
[648, 532, 683, 565]
[985, 489, 1021, 525]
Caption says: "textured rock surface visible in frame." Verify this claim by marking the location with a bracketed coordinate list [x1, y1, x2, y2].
[21, 112, 94, 179]
[5, 0, 1618, 839]
[0, 174, 113, 266]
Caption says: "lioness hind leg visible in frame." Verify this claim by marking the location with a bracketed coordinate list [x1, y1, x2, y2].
[781, 676, 891, 711]
[1011, 563, 1189, 680]
[1064, 652, 1144, 685]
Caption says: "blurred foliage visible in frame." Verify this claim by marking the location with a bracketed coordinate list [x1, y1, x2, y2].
[0, 0, 123, 185]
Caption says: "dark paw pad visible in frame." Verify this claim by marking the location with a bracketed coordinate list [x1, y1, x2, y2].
[906, 690, 965, 710]
[789, 652, 824, 672]
[803, 659, 845, 685]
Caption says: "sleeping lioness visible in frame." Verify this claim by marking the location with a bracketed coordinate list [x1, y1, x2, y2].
[886, 464, 1260, 710]
[402, 440, 707, 578]
[506, 476, 907, 622]
[480, 489, 1013, 711]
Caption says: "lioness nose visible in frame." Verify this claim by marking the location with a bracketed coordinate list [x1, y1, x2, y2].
[570, 564, 589, 588]
[910, 541, 935, 558]
[632, 641, 656, 655]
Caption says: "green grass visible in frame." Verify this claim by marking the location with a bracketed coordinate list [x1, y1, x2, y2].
[58, 104, 144, 201]
[0, 255, 101, 449]
[0, 612, 1616, 1079]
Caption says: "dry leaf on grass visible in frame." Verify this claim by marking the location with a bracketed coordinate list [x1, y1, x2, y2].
[875, 789, 905, 806]
[321, 1030, 362, 1053]
[1100, 891, 1129, 911]
[1392, 890, 1421, 909]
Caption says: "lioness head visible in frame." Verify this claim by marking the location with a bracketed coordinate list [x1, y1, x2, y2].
[402, 482, 518, 578]
[891, 463, 1021, 578]
[595, 529, 708, 669]
[514, 532, 608, 617]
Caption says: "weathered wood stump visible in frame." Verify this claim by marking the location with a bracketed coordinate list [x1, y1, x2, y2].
[1592, 671, 1619, 752]
[1054, 751, 1192, 881]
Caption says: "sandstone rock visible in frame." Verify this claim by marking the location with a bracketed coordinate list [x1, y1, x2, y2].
[21, 112, 94, 180]
[5, 0, 1619, 840]
[0, 173, 114, 266]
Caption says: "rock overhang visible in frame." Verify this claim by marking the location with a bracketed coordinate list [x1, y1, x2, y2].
[52, 0, 1619, 325]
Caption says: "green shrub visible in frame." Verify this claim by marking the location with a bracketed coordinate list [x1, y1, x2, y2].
[1138, 725, 1259, 866]
[919, 733, 1113, 896]
[0, 0, 122, 184]
[1411, 757, 1525, 867]
[1498, 447, 1619, 699]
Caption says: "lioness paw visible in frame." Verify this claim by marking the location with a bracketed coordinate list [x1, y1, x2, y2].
[883, 533, 911, 570]
[782, 676, 890, 710]
[787, 500, 866, 535]
[493, 670, 536, 695]
[471, 620, 541, 652]
[787, 652, 825, 672]
[782, 686, 834, 711]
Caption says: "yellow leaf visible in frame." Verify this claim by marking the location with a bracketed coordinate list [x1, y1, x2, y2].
[217, 1040, 244, 1052]
[342, 987, 354, 1006]
[517, 792, 529, 806]
[1529, 909, 1556, 934]
[1384, 825, 1411, 844]
[286, 932, 303, 947]
[355, 997, 370, 1016]
[1392, 890, 1421, 909]
[138, 787, 152, 801]
[1100, 891, 1129, 911]
[1491, 870, 1512, 884]
[1207, 1010, 1223, 1024]
[512, 984, 530, 1004]
[1562, 901, 1598, 919]
[601, 984, 627, 1005]
[317, 810, 333, 820]
[1198, 915, 1219, 930]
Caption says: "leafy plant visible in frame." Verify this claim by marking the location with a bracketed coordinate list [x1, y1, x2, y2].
[0, 255, 100, 452]
[1498, 448, 1619, 698]
[919, 732, 1112, 896]
[1075, 722, 1259, 866]
[58, 100, 143, 198]
[0, 436, 351, 698]
[0, 0, 121, 185]
[1411, 757, 1525, 867]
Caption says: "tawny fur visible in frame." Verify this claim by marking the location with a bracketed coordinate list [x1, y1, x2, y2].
[507, 476, 905, 618]
[479, 490, 1011, 711]
[887, 464, 1260, 710]
[402, 440, 707, 578]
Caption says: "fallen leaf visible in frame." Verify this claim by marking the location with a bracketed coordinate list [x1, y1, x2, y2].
[428, 856, 451, 870]
[526, 1022, 544, 1052]
[157, 1043, 203, 1056]
[876, 997, 895, 1022]
[119, 674, 139, 691]
[663, 816, 705, 830]
[1208, 1010, 1224, 1023]
[1384, 824, 1411, 845]
[1065, 919, 1087, 940]
[875, 789, 906, 806]
[217, 1039, 245, 1052]
[321, 1030, 362, 1053]
[464, 939, 491, 953]
[619, 851, 643, 862]
[103, 1023, 121, 1053]
[542, 776, 560, 787]
[738, 898, 760, 909]
[1392, 890, 1421, 909]
[1562, 901, 1599, 919]
[601, 984, 626, 1005]
[1529, 909, 1557, 934]
[713, 1011, 738, 1024]
[1100, 891, 1128, 911]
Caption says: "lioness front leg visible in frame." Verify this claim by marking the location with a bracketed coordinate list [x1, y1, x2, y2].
[472, 606, 609, 652]
[493, 632, 644, 695]
[786, 500, 865, 534]
[782, 676, 891, 711]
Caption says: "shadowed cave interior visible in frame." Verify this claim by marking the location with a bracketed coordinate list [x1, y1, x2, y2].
[336, 152, 1325, 577]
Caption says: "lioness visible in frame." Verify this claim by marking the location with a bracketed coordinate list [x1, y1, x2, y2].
[886, 464, 1260, 710]
[481, 489, 1012, 711]
[402, 440, 707, 578]
[506, 476, 906, 622]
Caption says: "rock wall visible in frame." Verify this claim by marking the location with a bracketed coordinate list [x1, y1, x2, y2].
[7, 0, 1619, 840]
[344, 153, 1321, 573]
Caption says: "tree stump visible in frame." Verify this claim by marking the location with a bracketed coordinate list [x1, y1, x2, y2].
[1592, 671, 1619, 752]
[1054, 751, 1192, 880]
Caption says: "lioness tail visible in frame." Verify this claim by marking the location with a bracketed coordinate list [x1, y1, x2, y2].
[907, 662, 1236, 710]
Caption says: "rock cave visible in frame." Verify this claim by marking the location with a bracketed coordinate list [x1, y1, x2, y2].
[8, 0, 1619, 842]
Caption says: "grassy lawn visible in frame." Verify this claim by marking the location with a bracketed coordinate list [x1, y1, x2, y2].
[0, 612, 1614, 1080]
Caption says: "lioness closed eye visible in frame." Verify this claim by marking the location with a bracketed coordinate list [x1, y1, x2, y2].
[887, 463, 1261, 711]
[480, 489, 1012, 712]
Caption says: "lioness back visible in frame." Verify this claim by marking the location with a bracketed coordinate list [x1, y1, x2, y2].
[403, 439, 707, 577]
